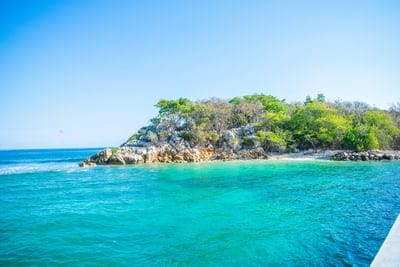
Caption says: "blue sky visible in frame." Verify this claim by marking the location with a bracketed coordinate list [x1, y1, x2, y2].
[1, 0, 399, 149]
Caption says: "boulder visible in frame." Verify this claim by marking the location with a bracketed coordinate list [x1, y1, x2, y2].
[239, 147, 268, 159]
[215, 151, 237, 160]
[79, 161, 96, 167]
[383, 153, 394, 160]
[331, 151, 400, 161]
[107, 154, 125, 165]
[85, 148, 113, 165]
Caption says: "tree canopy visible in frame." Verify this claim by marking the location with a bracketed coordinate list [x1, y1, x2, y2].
[130, 94, 400, 152]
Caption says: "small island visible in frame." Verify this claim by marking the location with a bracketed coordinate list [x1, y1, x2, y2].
[80, 94, 400, 166]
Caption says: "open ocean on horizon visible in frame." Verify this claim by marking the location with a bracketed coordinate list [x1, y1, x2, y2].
[1, 148, 400, 266]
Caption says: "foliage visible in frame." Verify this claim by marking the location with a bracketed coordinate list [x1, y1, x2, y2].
[111, 147, 120, 154]
[181, 130, 196, 141]
[155, 98, 194, 117]
[128, 133, 141, 141]
[343, 124, 379, 151]
[127, 94, 400, 152]
[256, 130, 287, 152]
[242, 136, 259, 147]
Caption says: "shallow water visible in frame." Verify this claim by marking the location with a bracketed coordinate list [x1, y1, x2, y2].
[1, 149, 400, 265]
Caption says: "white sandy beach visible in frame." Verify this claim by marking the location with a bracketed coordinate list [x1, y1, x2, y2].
[268, 150, 342, 161]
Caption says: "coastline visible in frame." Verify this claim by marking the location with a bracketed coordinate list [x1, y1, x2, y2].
[78, 94, 400, 167]
[80, 148, 400, 166]
[268, 150, 338, 161]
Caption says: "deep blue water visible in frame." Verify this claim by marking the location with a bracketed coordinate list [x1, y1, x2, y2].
[1, 148, 400, 266]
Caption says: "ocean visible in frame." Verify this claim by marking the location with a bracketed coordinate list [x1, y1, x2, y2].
[1, 148, 399, 266]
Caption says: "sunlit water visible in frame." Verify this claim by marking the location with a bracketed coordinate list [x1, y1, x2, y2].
[1, 148, 400, 266]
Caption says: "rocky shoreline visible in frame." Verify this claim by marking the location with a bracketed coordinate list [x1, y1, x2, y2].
[79, 147, 400, 166]
[79, 124, 273, 167]
[79, 146, 269, 167]
[330, 150, 400, 161]
[79, 94, 400, 166]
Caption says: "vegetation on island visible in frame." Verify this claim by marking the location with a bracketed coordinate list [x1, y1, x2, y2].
[128, 94, 400, 152]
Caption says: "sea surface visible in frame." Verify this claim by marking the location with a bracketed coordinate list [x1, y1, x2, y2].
[1, 148, 400, 266]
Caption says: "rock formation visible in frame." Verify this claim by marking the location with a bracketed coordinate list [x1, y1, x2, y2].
[80, 125, 269, 166]
[79, 95, 400, 166]
[330, 151, 400, 161]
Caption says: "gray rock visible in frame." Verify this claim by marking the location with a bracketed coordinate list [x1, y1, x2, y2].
[331, 151, 400, 161]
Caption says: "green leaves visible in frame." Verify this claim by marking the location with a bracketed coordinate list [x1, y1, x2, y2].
[343, 124, 379, 151]
[290, 100, 355, 149]
[133, 94, 400, 152]
[229, 94, 287, 113]
[256, 130, 287, 152]
[342, 110, 400, 151]
[155, 98, 194, 117]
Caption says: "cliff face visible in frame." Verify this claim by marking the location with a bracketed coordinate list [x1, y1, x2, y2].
[79, 125, 269, 166]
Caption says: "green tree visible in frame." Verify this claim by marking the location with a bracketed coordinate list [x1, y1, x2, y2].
[343, 124, 379, 151]
[289, 101, 350, 149]
[314, 114, 351, 148]
[256, 130, 287, 152]
[127, 94, 400, 152]
[230, 94, 287, 113]
[363, 110, 399, 149]
[155, 98, 194, 117]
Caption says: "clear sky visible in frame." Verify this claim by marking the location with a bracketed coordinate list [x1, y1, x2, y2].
[1, 0, 399, 149]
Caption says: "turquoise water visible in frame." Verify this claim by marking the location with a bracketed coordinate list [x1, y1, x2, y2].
[1, 149, 400, 266]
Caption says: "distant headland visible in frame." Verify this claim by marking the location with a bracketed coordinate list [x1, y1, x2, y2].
[80, 94, 400, 166]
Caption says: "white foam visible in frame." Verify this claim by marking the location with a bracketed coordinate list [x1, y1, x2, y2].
[0, 163, 82, 175]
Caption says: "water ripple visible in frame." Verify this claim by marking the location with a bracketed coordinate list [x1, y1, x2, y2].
[1, 150, 400, 266]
